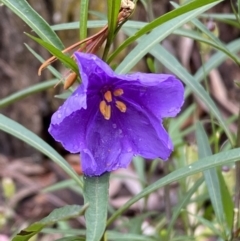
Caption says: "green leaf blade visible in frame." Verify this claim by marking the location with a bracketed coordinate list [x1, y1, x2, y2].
[12, 205, 88, 241]
[196, 122, 227, 235]
[107, 148, 240, 226]
[1, 0, 64, 49]
[108, 0, 222, 63]
[0, 114, 83, 188]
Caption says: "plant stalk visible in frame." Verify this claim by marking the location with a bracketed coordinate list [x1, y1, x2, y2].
[233, 107, 240, 238]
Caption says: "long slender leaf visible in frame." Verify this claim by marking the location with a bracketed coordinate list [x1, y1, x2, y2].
[196, 122, 226, 235]
[0, 79, 57, 108]
[173, 28, 240, 65]
[25, 44, 62, 79]
[107, 0, 222, 63]
[27, 34, 78, 73]
[107, 147, 240, 226]
[12, 205, 88, 241]
[0, 114, 83, 188]
[167, 177, 204, 236]
[194, 38, 240, 84]
[51, 20, 146, 31]
[1, 0, 64, 49]
[116, 2, 220, 74]
[103, 0, 121, 60]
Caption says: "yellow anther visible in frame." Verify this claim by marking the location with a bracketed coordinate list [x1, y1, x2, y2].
[113, 88, 124, 96]
[104, 90, 112, 103]
[105, 105, 111, 120]
[100, 100, 107, 116]
[99, 100, 111, 120]
[116, 101, 127, 113]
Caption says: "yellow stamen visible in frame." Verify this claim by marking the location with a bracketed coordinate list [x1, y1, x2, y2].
[104, 90, 112, 103]
[116, 101, 127, 113]
[105, 105, 111, 120]
[113, 88, 124, 96]
[99, 100, 111, 120]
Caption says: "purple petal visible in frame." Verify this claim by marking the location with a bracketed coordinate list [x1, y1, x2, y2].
[74, 52, 115, 88]
[51, 86, 87, 125]
[81, 100, 173, 176]
[49, 94, 100, 153]
[81, 110, 134, 176]
[118, 73, 184, 118]
[112, 102, 173, 160]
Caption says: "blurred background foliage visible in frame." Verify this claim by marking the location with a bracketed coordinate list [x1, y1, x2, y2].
[0, 0, 240, 240]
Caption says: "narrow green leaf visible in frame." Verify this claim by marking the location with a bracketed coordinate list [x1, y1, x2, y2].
[132, 156, 147, 186]
[191, 18, 240, 65]
[167, 177, 204, 236]
[25, 44, 75, 93]
[218, 168, 234, 229]
[173, 28, 240, 65]
[0, 79, 57, 108]
[107, 232, 155, 241]
[171, 1, 240, 66]
[108, 0, 222, 63]
[25, 44, 62, 79]
[0, 114, 83, 188]
[84, 173, 110, 241]
[79, 0, 89, 40]
[196, 122, 226, 234]
[107, 147, 240, 226]
[103, 0, 121, 60]
[12, 205, 88, 241]
[55, 237, 85, 241]
[51, 20, 147, 31]
[55, 92, 72, 100]
[169, 104, 196, 136]
[1, 0, 64, 49]
[201, 13, 236, 20]
[42, 179, 76, 193]
[187, 212, 223, 236]
[194, 38, 240, 85]
[117, 2, 219, 74]
[26, 34, 78, 73]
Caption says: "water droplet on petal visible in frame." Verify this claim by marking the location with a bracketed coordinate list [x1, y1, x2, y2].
[73, 145, 78, 151]
[168, 107, 177, 113]
[127, 147, 132, 152]
[112, 123, 117, 129]
[57, 113, 62, 118]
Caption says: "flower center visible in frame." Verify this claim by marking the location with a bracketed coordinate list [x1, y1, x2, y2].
[99, 88, 126, 120]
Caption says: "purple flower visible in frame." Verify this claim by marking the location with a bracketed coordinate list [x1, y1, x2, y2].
[49, 52, 184, 176]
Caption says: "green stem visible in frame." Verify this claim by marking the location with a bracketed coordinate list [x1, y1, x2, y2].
[84, 173, 110, 241]
[233, 108, 240, 238]
[79, 0, 89, 41]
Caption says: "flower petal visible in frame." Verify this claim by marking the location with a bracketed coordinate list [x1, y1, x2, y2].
[74, 52, 115, 88]
[113, 102, 173, 160]
[81, 99, 173, 176]
[118, 73, 184, 118]
[81, 110, 134, 176]
[51, 86, 87, 125]
[49, 94, 100, 153]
